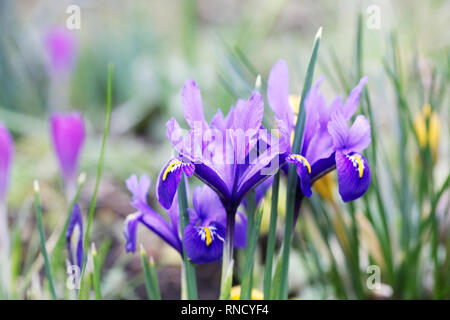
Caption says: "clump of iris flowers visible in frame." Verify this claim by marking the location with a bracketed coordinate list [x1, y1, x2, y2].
[124, 174, 247, 264]
[267, 60, 371, 205]
[156, 79, 283, 266]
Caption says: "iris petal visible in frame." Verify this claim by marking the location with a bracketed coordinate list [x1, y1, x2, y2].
[157, 158, 195, 209]
[66, 203, 84, 269]
[183, 222, 225, 264]
[123, 212, 140, 253]
[286, 154, 312, 197]
[335, 151, 371, 202]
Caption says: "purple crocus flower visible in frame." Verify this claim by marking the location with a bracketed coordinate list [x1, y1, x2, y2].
[0, 124, 14, 201]
[66, 203, 84, 270]
[50, 112, 85, 186]
[267, 59, 371, 202]
[123, 174, 247, 264]
[45, 27, 77, 74]
[156, 79, 282, 216]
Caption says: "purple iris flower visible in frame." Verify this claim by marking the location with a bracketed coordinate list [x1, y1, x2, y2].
[267, 59, 371, 202]
[66, 203, 84, 270]
[156, 79, 282, 216]
[50, 112, 85, 186]
[45, 27, 77, 75]
[0, 124, 14, 201]
[123, 174, 247, 264]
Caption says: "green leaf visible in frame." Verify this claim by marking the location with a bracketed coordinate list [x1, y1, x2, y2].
[279, 26, 322, 300]
[240, 207, 263, 299]
[33, 180, 57, 300]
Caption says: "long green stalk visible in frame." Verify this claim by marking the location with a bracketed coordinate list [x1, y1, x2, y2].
[240, 208, 263, 299]
[78, 64, 114, 298]
[33, 181, 57, 300]
[263, 171, 280, 299]
[178, 174, 198, 300]
[279, 26, 322, 300]
[91, 243, 102, 300]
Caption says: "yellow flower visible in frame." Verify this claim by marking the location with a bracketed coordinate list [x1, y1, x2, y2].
[230, 286, 264, 300]
[413, 103, 440, 161]
[312, 172, 336, 203]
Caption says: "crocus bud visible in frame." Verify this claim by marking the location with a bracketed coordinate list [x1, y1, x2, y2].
[45, 27, 76, 75]
[50, 112, 85, 186]
[0, 124, 14, 201]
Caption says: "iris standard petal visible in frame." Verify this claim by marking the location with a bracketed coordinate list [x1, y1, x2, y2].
[182, 79, 208, 129]
[0, 123, 14, 201]
[346, 115, 371, 153]
[157, 158, 195, 209]
[66, 203, 84, 269]
[183, 222, 226, 264]
[327, 110, 348, 150]
[342, 76, 368, 120]
[335, 151, 371, 202]
[267, 59, 295, 130]
[233, 91, 264, 134]
[126, 174, 151, 212]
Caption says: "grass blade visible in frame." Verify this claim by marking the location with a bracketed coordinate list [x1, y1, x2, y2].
[140, 245, 161, 300]
[78, 63, 114, 298]
[279, 26, 322, 300]
[263, 171, 280, 299]
[91, 243, 102, 300]
[240, 207, 263, 300]
[33, 180, 57, 300]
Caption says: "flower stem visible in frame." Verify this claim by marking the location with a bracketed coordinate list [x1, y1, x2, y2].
[78, 64, 114, 299]
[33, 181, 57, 300]
[177, 174, 198, 300]
[220, 209, 235, 300]
[264, 171, 280, 299]
[241, 207, 263, 300]
[91, 243, 102, 300]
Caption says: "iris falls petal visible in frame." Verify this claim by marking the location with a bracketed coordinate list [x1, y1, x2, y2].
[335, 151, 371, 202]
[157, 158, 195, 209]
[183, 222, 225, 264]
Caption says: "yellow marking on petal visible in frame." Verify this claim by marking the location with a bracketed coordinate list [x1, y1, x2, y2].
[290, 154, 311, 174]
[162, 161, 182, 181]
[352, 154, 364, 178]
[204, 227, 212, 246]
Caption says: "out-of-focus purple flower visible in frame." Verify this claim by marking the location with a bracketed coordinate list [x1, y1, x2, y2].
[50, 112, 85, 185]
[45, 27, 77, 74]
[267, 59, 371, 202]
[124, 175, 247, 264]
[0, 124, 14, 201]
[156, 79, 283, 217]
[66, 203, 83, 270]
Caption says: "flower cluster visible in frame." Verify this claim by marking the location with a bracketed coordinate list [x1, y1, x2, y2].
[123, 66, 372, 265]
